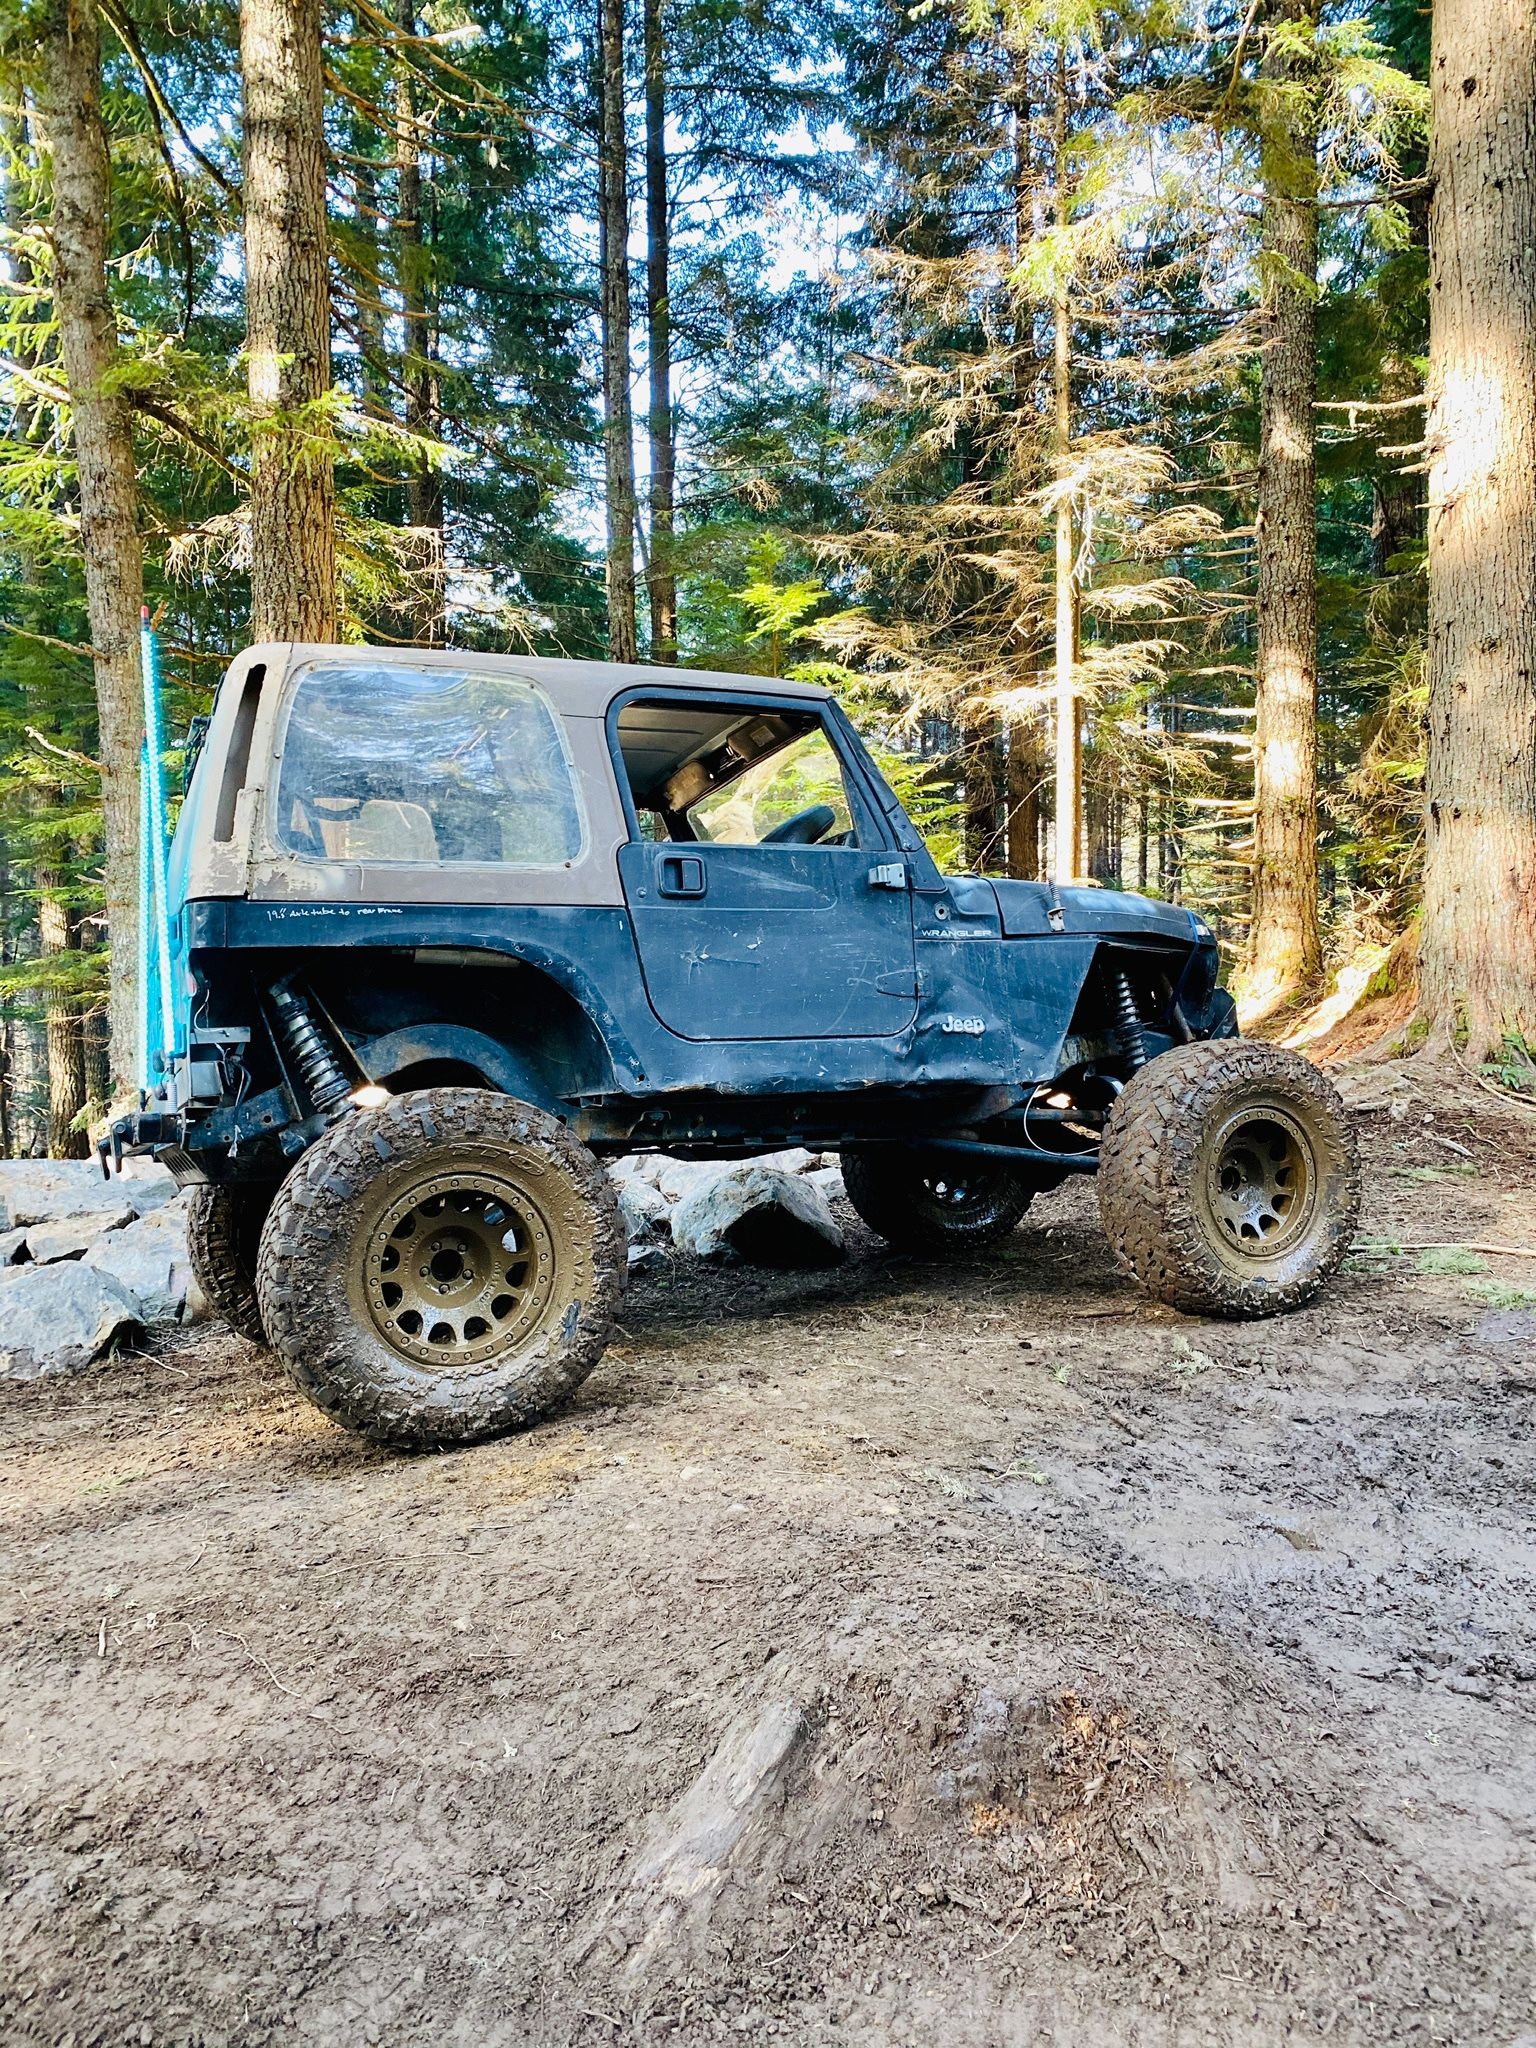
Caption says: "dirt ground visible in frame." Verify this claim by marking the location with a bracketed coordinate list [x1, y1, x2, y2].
[4, 1053, 1536, 2048]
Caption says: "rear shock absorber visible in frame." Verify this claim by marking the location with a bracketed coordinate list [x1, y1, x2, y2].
[1111, 966, 1148, 1074]
[270, 980, 354, 1119]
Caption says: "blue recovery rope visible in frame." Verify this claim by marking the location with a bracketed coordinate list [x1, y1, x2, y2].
[139, 610, 175, 1085]
[137, 738, 154, 1095]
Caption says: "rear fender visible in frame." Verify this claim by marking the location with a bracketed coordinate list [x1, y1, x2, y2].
[358, 1023, 558, 1108]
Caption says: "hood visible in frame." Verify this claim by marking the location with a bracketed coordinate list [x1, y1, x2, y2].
[989, 878, 1204, 947]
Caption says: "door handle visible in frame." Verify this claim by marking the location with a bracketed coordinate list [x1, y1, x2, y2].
[659, 853, 707, 898]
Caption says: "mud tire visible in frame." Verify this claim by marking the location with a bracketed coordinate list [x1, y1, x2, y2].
[1096, 1040, 1360, 1318]
[186, 1182, 277, 1345]
[842, 1147, 1035, 1254]
[256, 1089, 624, 1450]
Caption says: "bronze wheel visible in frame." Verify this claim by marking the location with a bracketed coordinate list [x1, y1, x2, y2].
[1202, 1106, 1316, 1262]
[1096, 1040, 1360, 1319]
[256, 1089, 624, 1450]
[360, 1170, 560, 1369]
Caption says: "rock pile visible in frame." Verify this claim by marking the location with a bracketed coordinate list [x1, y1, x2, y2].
[609, 1149, 846, 1271]
[0, 1159, 200, 1380]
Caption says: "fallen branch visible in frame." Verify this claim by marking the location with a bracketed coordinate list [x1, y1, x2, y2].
[1354, 1239, 1536, 1260]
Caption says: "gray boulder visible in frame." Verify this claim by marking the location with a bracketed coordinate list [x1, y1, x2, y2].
[618, 1177, 673, 1245]
[670, 1164, 844, 1269]
[116, 1158, 179, 1214]
[81, 1201, 207, 1327]
[754, 1147, 817, 1177]
[609, 1153, 670, 1192]
[0, 1157, 176, 1229]
[21, 1205, 138, 1265]
[652, 1157, 729, 1205]
[0, 1263, 142, 1380]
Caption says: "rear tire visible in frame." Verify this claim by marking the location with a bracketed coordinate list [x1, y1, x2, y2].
[186, 1182, 276, 1345]
[256, 1089, 624, 1450]
[1096, 1040, 1360, 1318]
[842, 1147, 1036, 1254]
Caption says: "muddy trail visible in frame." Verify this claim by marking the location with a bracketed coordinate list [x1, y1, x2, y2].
[4, 1055, 1535, 2047]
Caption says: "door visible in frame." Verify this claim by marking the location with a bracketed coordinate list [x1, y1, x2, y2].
[613, 696, 918, 1041]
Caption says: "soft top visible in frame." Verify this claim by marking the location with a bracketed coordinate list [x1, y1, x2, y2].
[231, 643, 833, 719]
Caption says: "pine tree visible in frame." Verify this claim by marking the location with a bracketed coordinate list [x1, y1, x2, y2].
[242, 0, 337, 641]
[1419, 0, 1536, 1063]
[33, 0, 145, 1090]
[596, 0, 640, 661]
[1241, 0, 1322, 1014]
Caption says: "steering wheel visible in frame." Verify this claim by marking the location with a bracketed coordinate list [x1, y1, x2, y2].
[761, 803, 837, 847]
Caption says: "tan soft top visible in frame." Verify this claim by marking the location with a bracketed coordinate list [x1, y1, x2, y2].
[175, 643, 833, 912]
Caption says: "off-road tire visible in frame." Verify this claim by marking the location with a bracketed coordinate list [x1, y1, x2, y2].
[842, 1147, 1035, 1255]
[256, 1089, 624, 1450]
[186, 1182, 277, 1345]
[1096, 1040, 1360, 1318]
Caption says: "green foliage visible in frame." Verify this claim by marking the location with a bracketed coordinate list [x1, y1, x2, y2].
[0, 0, 1436, 1146]
[1464, 1278, 1536, 1313]
[1481, 1035, 1536, 1097]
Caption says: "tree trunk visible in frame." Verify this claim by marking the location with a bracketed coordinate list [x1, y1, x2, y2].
[396, 0, 445, 643]
[597, 0, 639, 664]
[1242, 0, 1321, 1014]
[84, 1007, 110, 1117]
[35, 0, 144, 1095]
[1050, 43, 1081, 882]
[962, 712, 1002, 871]
[1006, 717, 1043, 879]
[241, 0, 337, 642]
[1420, 0, 1536, 1059]
[643, 0, 677, 663]
[39, 876, 87, 1158]
[352, 161, 391, 422]
[1370, 352, 1423, 578]
[1085, 777, 1114, 882]
[1005, 59, 1044, 886]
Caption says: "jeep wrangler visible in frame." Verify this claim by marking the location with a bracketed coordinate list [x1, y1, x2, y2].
[107, 645, 1360, 1448]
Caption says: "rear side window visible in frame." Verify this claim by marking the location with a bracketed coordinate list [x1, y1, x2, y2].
[271, 663, 585, 867]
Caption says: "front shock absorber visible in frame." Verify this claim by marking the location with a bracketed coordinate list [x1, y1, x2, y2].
[1111, 966, 1148, 1073]
[270, 980, 354, 1119]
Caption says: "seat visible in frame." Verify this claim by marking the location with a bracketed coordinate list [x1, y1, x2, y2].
[319, 799, 438, 862]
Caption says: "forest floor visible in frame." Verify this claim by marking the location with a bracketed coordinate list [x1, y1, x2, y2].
[4, 1053, 1536, 2048]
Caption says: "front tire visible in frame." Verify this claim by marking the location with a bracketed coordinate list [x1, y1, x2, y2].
[256, 1089, 624, 1449]
[1096, 1040, 1360, 1318]
[842, 1147, 1036, 1254]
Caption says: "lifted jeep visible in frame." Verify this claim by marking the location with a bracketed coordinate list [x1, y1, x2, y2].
[109, 645, 1360, 1448]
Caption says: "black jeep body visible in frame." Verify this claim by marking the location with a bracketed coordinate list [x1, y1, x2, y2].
[121, 645, 1233, 1183]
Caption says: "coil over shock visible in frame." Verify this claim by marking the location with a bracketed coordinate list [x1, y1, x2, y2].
[1110, 966, 1148, 1074]
[270, 979, 354, 1119]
